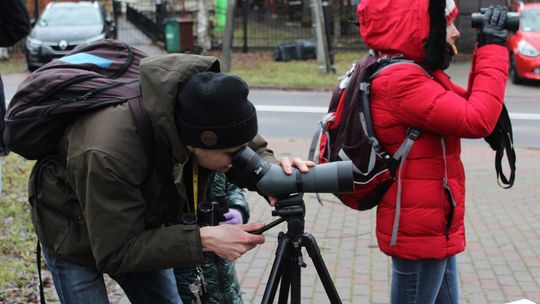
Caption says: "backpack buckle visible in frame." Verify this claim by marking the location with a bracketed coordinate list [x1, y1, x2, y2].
[359, 82, 370, 92]
[407, 128, 421, 140]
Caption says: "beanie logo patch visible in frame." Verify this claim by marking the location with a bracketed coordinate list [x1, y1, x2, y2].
[200, 131, 218, 146]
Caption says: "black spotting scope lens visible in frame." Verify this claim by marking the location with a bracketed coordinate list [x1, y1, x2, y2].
[231, 146, 354, 197]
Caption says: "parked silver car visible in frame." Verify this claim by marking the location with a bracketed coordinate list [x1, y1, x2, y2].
[25, 1, 116, 71]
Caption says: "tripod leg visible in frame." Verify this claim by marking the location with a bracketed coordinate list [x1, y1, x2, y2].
[288, 239, 303, 304]
[262, 235, 290, 304]
[288, 259, 302, 304]
[277, 261, 290, 304]
[302, 233, 342, 304]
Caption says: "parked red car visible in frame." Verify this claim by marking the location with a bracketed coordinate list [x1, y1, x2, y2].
[507, 1, 540, 84]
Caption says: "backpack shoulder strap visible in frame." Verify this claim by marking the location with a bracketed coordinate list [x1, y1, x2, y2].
[359, 57, 424, 174]
[368, 58, 432, 81]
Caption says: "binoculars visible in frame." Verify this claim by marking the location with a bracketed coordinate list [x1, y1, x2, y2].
[471, 8, 520, 32]
[198, 196, 229, 226]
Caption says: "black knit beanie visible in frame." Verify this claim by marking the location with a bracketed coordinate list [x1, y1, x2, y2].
[175, 72, 258, 149]
[424, 0, 447, 70]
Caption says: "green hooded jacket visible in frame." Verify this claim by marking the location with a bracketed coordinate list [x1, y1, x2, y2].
[29, 54, 274, 274]
[175, 173, 248, 304]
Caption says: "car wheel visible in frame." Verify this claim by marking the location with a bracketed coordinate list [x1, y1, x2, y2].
[509, 54, 524, 85]
[25, 53, 38, 72]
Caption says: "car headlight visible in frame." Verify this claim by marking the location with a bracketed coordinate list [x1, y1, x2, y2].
[518, 39, 540, 57]
[85, 34, 106, 44]
[26, 37, 43, 49]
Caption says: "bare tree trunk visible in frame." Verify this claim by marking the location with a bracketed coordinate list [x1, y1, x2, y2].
[197, 0, 211, 54]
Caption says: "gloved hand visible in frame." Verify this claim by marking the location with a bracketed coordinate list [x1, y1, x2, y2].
[478, 5, 509, 47]
[219, 208, 243, 225]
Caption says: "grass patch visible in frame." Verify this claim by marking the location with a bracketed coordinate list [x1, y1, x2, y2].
[0, 50, 365, 90]
[0, 154, 40, 303]
[215, 50, 365, 90]
[0, 54, 27, 74]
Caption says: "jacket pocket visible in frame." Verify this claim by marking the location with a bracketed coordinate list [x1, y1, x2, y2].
[29, 155, 93, 265]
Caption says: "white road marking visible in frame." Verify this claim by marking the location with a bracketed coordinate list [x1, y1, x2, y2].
[255, 105, 540, 120]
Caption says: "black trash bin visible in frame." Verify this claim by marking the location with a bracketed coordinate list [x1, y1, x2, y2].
[273, 40, 316, 62]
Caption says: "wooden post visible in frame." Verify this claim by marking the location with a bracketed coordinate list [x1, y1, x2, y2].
[310, 0, 332, 74]
[221, 0, 236, 72]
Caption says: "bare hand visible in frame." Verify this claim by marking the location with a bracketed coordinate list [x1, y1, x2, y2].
[200, 223, 265, 261]
[279, 156, 315, 174]
[268, 157, 316, 205]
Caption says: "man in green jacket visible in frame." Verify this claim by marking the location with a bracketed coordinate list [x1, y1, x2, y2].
[32, 54, 312, 303]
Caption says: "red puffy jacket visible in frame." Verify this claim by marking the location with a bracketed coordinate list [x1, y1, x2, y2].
[357, 0, 508, 259]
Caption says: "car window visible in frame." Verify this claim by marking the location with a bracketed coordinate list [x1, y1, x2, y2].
[521, 8, 540, 32]
[38, 7, 103, 27]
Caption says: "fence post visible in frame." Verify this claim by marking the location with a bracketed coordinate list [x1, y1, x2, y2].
[242, 0, 248, 53]
[321, 0, 335, 72]
[155, 0, 165, 36]
[33, 0, 39, 20]
[310, 0, 332, 74]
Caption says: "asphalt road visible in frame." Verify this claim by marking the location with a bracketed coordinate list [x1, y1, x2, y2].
[250, 61, 540, 149]
[3, 60, 539, 148]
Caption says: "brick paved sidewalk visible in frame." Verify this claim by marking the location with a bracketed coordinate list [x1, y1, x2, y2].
[113, 138, 539, 304]
[233, 138, 540, 304]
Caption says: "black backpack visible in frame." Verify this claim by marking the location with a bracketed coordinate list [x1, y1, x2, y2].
[3, 39, 149, 160]
[309, 53, 423, 211]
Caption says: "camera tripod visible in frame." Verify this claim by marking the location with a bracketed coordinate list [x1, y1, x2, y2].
[253, 194, 342, 304]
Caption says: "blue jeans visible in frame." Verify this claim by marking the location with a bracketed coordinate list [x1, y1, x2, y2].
[391, 256, 459, 304]
[43, 249, 183, 304]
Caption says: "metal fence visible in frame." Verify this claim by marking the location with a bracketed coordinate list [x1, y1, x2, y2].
[113, 0, 364, 52]
[219, 1, 363, 50]
[2, 0, 362, 57]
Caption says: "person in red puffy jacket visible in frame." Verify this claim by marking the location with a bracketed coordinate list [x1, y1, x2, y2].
[357, 0, 509, 302]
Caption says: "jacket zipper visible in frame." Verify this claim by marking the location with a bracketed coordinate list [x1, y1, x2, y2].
[43, 80, 140, 116]
[10, 74, 99, 118]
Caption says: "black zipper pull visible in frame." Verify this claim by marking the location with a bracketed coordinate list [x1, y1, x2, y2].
[61, 91, 93, 103]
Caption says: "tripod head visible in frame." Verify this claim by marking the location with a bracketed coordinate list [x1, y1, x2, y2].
[250, 194, 307, 235]
[272, 194, 305, 218]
